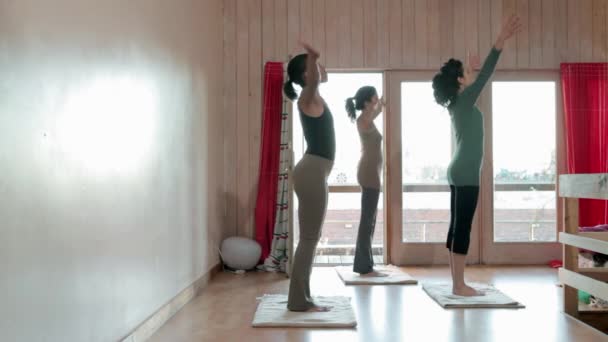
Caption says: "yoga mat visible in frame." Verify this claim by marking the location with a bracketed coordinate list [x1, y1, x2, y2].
[252, 294, 357, 328]
[422, 283, 525, 308]
[335, 265, 418, 285]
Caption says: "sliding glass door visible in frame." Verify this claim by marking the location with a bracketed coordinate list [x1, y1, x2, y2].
[480, 73, 562, 264]
[386, 71, 562, 265]
[385, 71, 481, 264]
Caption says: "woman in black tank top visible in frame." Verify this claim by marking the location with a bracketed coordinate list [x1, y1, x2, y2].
[284, 41, 336, 312]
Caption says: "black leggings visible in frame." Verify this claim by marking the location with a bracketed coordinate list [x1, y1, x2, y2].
[446, 185, 479, 255]
[353, 187, 380, 274]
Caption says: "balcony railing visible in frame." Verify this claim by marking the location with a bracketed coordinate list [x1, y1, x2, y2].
[328, 183, 556, 192]
[298, 182, 557, 262]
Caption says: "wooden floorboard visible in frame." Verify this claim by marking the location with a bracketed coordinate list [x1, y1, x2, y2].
[149, 267, 607, 342]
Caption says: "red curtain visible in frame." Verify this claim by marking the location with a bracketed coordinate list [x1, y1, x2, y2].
[255, 62, 284, 261]
[561, 63, 608, 227]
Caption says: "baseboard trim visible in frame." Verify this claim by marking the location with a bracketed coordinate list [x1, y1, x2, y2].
[120, 263, 222, 342]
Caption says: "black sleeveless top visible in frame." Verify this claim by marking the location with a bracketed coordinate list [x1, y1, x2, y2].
[299, 104, 336, 161]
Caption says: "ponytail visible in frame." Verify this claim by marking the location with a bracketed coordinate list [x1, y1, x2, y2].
[345, 97, 356, 122]
[346, 86, 377, 122]
[283, 79, 298, 101]
[284, 54, 308, 101]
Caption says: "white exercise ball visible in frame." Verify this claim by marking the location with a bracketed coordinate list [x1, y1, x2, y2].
[220, 237, 261, 270]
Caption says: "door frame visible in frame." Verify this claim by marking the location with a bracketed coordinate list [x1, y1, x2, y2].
[385, 71, 481, 265]
[479, 71, 563, 264]
[385, 70, 564, 265]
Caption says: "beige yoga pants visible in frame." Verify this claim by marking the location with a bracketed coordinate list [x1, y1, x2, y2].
[287, 154, 333, 311]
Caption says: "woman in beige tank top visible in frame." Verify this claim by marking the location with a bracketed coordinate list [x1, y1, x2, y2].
[345, 86, 388, 276]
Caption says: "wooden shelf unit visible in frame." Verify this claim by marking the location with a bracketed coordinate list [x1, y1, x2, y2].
[559, 173, 608, 333]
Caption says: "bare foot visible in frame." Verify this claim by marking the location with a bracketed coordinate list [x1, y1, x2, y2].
[360, 270, 390, 277]
[452, 284, 484, 297]
[306, 304, 332, 312]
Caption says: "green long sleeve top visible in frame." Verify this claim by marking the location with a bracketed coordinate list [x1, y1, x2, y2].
[447, 47, 502, 186]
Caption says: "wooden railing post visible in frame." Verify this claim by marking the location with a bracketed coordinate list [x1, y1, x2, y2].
[563, 197, 579, 317]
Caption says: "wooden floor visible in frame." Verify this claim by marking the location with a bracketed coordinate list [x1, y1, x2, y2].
[150, 266, 607, 342]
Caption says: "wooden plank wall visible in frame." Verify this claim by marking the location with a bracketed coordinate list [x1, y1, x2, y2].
[223, 0, 608, 238]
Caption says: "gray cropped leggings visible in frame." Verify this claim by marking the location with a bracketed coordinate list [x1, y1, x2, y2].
[353, 187, 380, 274]
[287, 154, 333, 311]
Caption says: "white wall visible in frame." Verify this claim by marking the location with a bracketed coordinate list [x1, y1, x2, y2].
[0, 0, 224, 340]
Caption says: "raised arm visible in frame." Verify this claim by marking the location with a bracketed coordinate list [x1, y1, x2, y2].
[298, 41, 324, 116]
[458, 48, 501, 107]
[459, 15, 522, 107]
[318, 63, 328, 83]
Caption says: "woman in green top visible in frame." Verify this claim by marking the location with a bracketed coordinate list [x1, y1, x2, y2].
[432, 15, 522, 296]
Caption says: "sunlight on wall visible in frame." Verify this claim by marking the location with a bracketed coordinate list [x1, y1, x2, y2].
[57, 74, 158, 175]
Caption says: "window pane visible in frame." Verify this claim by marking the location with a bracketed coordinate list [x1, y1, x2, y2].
[494, 191, 557, 242]
[401, 82, 451, 242]
[293, 73, 383, 185]
[492, 82, 557, 242]
[402, 82, 451, 184]
[293, 193, 384, 257]
[403, 192, 450, 242]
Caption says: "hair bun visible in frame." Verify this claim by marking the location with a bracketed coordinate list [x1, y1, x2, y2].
[432, 58, 463, 108]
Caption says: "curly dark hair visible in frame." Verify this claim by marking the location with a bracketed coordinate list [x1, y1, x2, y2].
[432, 59, 464, 108]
